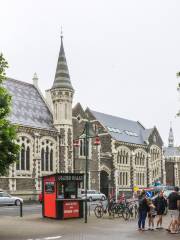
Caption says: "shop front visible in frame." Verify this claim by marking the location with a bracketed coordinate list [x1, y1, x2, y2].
[42, 173, 84, 219]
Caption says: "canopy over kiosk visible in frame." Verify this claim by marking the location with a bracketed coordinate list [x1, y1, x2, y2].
[42, 173, 84, 219]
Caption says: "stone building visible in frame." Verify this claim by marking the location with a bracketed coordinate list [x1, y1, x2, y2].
[0, 34, 166, 199]
[73, 106, 166, 196]
[164, 126, 180, 187]
[0, 35, 74, 199]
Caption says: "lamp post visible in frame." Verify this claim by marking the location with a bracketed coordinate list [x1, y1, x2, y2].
[73, 121, 100, 223]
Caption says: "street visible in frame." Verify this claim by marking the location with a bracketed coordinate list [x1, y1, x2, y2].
[0, 201, 106, 217]
[0, 203, 179, 240]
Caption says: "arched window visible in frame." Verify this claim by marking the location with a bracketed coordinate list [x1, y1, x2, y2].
[16, 152, 20, 170]
[41, 148, 45, 171]
[50, 149, 53, 171]
[65, 103, 67, 119]
[16, 136, 32, 171]
[26, 146, 30, 170]
[120, 172, 122, 185]
[126, 153, 128, 164]
[45, 146, 49, 171]
[41, 139, 54, 172]
[126, 172, 128, 186]
[21, 143, 25, 170]
[55, 103, 58, 120]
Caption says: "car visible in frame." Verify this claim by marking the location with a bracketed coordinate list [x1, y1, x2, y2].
[81, 190, 106, 201]
[0, 191, 23, 206]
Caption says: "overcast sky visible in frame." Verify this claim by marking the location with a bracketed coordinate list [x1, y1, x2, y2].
[1, 0, 180, 146]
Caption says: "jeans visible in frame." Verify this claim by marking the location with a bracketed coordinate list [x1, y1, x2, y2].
[138, 211, 147, 229]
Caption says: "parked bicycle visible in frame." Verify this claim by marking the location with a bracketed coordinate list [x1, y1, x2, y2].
[94, 198, 130, 220]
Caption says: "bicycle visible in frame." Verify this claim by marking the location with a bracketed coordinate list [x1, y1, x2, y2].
[113, 202, 131, 220]
[94, 198, 116, 218]
[94, 199, 130, 220]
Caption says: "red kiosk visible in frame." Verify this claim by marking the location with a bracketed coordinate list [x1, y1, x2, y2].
[42, 173, 84, 219]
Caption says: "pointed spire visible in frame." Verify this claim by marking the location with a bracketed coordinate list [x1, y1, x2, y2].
[168, 122, 174, 147]
[52, 31, 74, 91]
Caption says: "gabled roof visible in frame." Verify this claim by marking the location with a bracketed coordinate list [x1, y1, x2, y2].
[4, 78, 55, 131]
[141, 128, 153, 142]
[89, 110, 149, 145]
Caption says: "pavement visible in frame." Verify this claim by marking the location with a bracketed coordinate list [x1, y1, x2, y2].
[0, 204, 179, 240]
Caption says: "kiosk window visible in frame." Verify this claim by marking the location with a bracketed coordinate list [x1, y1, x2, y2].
[45, 182, 55, 193]
[64, 181, 76, 198]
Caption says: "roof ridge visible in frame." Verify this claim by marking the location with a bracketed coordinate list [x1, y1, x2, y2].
[7, 78, 34, 87]
[90, 109, 139, 124]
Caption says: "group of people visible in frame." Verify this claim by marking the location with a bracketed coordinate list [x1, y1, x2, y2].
[137, 186, 180, 234]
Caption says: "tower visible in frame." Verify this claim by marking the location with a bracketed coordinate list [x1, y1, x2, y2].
[50, 33, 74, 172]
[168, 123, 174, 147]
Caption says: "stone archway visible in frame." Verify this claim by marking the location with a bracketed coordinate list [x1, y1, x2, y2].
[100, 170, 109, 197]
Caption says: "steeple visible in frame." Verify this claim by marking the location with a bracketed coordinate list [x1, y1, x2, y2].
[168, 123, 174, 147]
[52, 32, 74, 91]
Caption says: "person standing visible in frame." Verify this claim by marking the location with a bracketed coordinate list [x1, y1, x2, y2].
[138, 191, 149, 231]
[147, 199, 156, 230]
[167, 187, 180, 234]
[153, 191, 167, 229]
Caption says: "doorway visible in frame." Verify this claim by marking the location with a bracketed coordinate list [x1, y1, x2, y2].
[100, 170, 109, 197]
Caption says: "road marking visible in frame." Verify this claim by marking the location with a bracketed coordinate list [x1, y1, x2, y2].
[44, 237, 62, 240]
[27, 236, 62, 240]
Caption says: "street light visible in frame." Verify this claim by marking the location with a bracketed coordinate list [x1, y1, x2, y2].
[73, 121, 100, 223]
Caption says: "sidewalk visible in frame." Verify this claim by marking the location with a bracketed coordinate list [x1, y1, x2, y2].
[0, 214, 179, 240]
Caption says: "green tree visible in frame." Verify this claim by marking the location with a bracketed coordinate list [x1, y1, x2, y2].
[0, 54, 19, 175]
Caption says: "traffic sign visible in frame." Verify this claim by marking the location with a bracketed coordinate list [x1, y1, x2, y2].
[146, 191, 153, 198]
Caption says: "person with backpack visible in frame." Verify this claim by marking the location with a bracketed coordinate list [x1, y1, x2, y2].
[138, 190, 150, 231]
[153, 191, 167, 229]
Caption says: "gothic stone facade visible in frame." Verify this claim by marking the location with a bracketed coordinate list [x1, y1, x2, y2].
[164, 127, 180, 187]
[0, 36, 74, 200]
[73, 103, 166, 196]
[0, 36, 166, 199]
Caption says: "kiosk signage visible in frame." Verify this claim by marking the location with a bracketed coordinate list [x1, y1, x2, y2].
[42, 173, 84, 220]
[63, 201, 79, 218]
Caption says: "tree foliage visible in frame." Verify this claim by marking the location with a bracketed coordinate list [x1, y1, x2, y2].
[0, 54, 19, 175]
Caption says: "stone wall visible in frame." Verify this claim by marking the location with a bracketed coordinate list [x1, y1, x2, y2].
[16, 178, 35, 191]
[0, 178, 9, 190]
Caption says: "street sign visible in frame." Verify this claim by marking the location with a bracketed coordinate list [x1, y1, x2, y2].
[146, 191, 153, 198]
[133, 186, 139, 192]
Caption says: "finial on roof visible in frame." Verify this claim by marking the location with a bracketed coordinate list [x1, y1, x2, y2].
[33, 72, 38, 88]
[60, 26, 63, 40]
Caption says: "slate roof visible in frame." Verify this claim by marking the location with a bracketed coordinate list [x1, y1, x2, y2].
[164, 146, 180, 157]
[52, 36, 74, 91]
[4, 78, 55, 131]
[90, 110, 153, 145]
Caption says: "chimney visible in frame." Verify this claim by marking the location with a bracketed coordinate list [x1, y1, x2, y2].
[33, 72, 38, 88]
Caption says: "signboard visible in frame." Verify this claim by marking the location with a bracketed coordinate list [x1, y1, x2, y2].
[58, 175, 83, 182]
[63, 201, 79, 218]
[133, 186, 139, 192]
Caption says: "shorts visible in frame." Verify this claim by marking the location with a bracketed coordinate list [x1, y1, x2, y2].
[169, 210, 179, 220]
[156, 210, 164, 215]
[148, 213, 156, 218]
